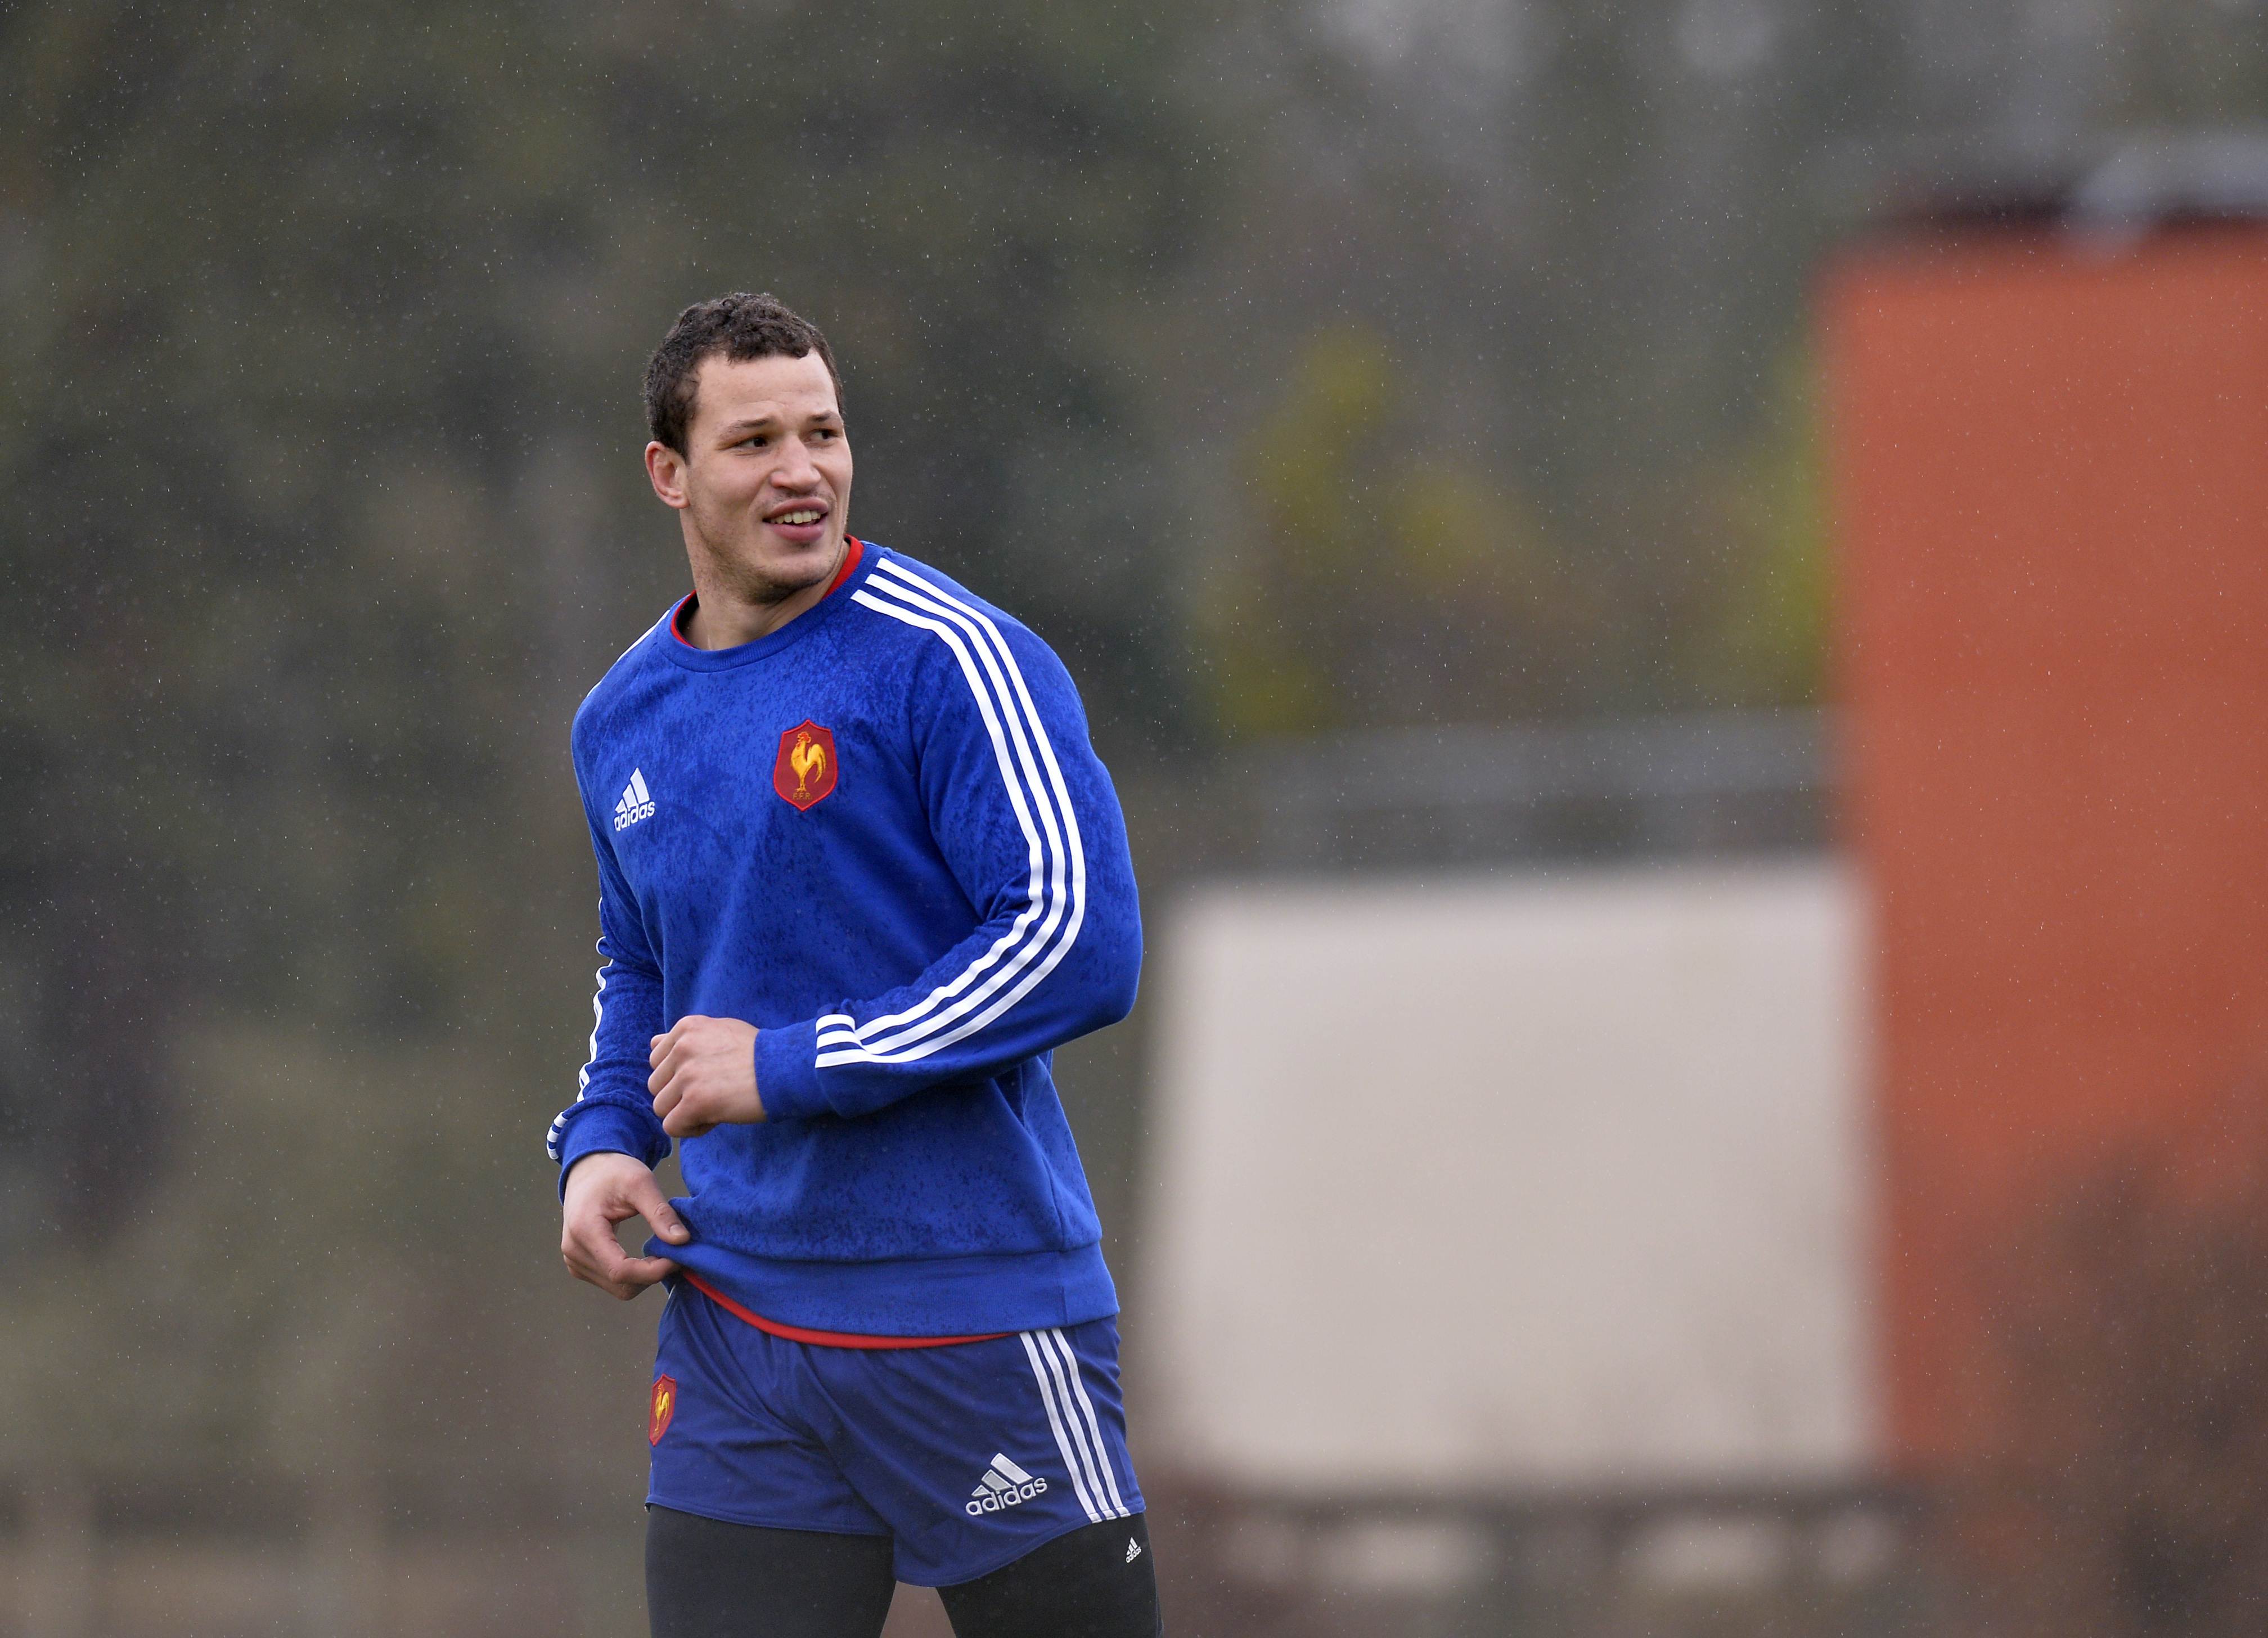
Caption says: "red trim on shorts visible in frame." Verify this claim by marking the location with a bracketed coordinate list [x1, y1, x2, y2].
[672, 537, 866, 647]
[681, 1271, 1007, 1350]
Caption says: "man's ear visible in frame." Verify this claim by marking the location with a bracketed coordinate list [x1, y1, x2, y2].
[645, 441, 692, 510]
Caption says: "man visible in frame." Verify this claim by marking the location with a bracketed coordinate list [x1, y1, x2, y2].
[546, 292, 1160, 1637]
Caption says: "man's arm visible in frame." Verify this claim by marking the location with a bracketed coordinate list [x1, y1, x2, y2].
[548, 809, 688, 1297]
[752, 566, 1143, 1122]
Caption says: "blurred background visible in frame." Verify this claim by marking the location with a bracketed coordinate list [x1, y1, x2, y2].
[6, 2, 2268, 1634]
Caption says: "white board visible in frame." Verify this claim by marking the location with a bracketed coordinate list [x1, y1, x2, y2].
[1136, 862, 1873, 1492]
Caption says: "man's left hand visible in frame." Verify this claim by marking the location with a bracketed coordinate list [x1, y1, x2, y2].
[649, 1015, 764, 1138]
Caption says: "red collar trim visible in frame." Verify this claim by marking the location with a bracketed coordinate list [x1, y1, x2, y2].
[826, 534, 867, 596]
[681, 1272, 1006, 1349]
[671, 537, 867, 649]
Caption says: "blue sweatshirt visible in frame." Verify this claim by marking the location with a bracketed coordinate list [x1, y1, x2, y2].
[544, 542, 1142, 1336]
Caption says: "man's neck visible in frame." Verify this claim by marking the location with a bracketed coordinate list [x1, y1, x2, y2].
[682, 539, 849, 650]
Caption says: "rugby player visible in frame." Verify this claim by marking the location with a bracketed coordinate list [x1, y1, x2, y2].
[547, 293, 1159, 1637]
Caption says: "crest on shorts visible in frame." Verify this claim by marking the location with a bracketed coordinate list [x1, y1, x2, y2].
[649, 1374, 677, 1446]
[775, 721, 839, 810]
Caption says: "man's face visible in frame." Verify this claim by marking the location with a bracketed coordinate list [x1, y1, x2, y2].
[648, 350, 853, 601]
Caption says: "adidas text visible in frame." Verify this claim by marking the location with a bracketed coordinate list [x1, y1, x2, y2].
[966, 1454, 1047, 1517]
[614, 768, 656, 830]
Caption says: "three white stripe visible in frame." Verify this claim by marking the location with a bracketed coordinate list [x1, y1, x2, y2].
[1019, 1328, 1130, 1523]
[818, 559, 1087, 1067]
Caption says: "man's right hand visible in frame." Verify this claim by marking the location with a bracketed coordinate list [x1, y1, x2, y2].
[560, 1151, 692, 1300]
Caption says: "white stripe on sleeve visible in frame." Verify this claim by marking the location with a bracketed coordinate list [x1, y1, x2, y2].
[825, 586, 1056, 1055]
[549, 930, 613, 1160]
[815, 572, 1087, 1066]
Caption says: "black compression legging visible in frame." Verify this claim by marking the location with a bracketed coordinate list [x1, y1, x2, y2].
[645, 1505, 1163, 1638]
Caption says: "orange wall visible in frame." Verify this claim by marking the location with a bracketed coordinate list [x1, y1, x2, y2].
[1827, 227, 2268, 1469]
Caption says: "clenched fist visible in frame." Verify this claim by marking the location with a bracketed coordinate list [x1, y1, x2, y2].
[649, 1015, 766, 1139]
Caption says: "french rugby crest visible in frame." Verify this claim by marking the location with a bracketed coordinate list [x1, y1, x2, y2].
[774, 721, 839, 810]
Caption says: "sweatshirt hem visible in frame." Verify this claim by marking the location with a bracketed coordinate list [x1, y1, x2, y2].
[679, 1272, 1008, 1348]
[645, 1238, 1119, 1337]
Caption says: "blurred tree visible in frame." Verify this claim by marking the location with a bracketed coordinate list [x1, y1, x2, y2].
[1177, 0, 2268, 735]
[1196, 323, 1590, 737]
[1693, 348, 1830, 706]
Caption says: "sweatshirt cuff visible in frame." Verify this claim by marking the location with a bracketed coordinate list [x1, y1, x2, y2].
[757, 1017, 830, 1121]
[555, 1103, 668, 1197]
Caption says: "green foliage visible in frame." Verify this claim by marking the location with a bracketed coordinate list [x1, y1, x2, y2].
[1199, 325, 1590, 738]
[1697, 349, 1832, 708]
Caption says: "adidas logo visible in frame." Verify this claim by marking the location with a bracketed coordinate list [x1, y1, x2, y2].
[613, 768, 656, 831]
[964, 1453, 1048, 1517]
[1126, 1537, 1142, 1564]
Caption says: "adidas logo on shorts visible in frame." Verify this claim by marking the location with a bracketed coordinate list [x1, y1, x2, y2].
[966, 1452, 1048, 1516]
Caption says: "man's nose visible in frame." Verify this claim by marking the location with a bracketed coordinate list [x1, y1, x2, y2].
[772, 437, 822, 488]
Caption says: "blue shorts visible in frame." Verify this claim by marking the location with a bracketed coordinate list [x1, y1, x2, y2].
[646, 1281, 1145, 1587]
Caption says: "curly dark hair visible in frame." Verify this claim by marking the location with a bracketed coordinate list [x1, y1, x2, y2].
[643, 292, 843, 456]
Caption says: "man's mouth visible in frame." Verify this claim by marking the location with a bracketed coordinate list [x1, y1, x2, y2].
[771, 507, 824, 526]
